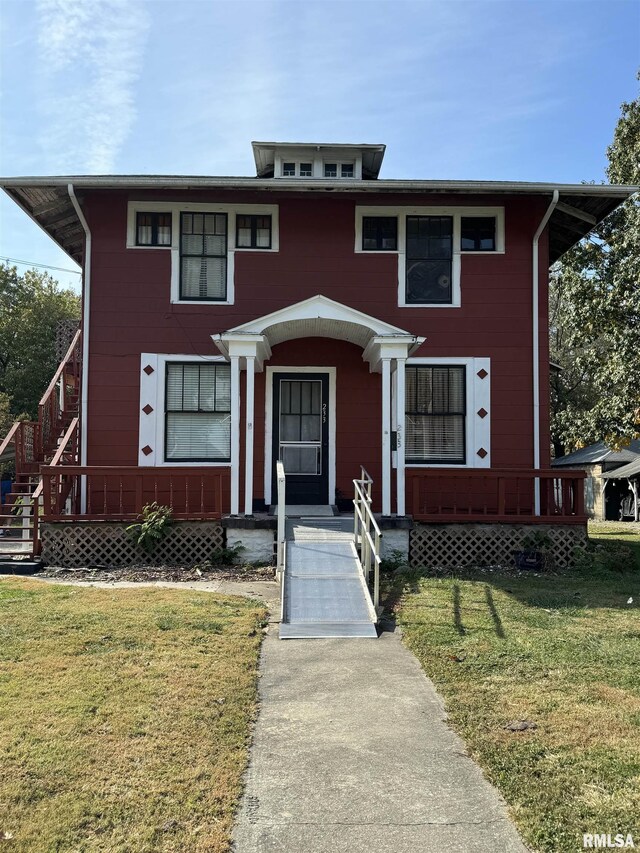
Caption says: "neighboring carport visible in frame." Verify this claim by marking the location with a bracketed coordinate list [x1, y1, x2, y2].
[601, 458, 640, 521]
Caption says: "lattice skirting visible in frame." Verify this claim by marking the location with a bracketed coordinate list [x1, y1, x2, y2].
[41, 521, 225, 568]
[410, 523, 588, 570]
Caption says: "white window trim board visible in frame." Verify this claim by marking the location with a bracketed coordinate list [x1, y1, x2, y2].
[354, 205, 505, 309]
[264, 366, 337, 506]
[404, 356, 491, 468]
[126, 201, 279, 306]
[138, 353, 230, 467]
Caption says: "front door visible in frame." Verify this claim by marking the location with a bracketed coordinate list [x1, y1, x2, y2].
[272, 373, 329, 504]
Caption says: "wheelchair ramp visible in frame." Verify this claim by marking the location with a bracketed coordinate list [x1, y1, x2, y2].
[280, 538, 378, 639]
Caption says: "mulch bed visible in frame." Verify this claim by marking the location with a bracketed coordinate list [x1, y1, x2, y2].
[37, 564, 276, 583]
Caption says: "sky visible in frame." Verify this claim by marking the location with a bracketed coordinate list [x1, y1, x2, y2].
[0, 0, 638, 293]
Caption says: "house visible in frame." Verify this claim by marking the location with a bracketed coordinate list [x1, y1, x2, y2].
[553, 440, 640, 520]
[0, 142, 635, 571]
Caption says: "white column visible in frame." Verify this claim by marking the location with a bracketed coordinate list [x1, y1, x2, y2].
[395, 357, 406, 516]
[381, 357, 391, 516]
[230, 355, 240, 515]
[244, 356, 255, 516]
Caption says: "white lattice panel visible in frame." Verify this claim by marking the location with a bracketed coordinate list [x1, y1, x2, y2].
[410, 523, 587, 569]
[41, 521, 225, 568]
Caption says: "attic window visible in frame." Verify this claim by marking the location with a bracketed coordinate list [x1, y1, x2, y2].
[282, 162, 296, 177]
[299, 163, 313, 177]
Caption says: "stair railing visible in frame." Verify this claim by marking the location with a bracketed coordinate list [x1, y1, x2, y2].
[276, 461, 287, 622]
[353, 468, 382, 612]
[38, 329, 81, 460]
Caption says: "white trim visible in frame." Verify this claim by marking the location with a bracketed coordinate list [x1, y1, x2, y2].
[264, 366, 336, 507]
[138, 353, 229, 468]
[230, 356, 241, 514]
[395, 357, 406, 515]
[381, 358, 392, 515]
[126, 201, 279, 306]
[354, 205, 505, 309]
[244, 356, 255, 515]
[405, 356, 491, 469]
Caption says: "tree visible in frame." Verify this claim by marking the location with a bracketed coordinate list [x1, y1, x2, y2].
[550, 76, 640, 454]
[0, 264, 81, 423]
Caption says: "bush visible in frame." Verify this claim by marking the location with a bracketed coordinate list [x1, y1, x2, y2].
[573, 540, 636, 573]
[126, 503, 173, 554]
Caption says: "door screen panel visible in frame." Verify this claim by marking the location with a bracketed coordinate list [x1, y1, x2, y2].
[272, 374, 329, 504]
[279, 380, 322, 474]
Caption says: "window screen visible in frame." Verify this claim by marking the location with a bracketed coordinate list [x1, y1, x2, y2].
[180, 213, 227, 300]
[165, 363, 231, 461]
[405, 366, 466, 463]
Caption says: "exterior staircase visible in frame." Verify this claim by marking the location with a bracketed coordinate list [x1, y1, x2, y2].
[0, 330, 81, 567]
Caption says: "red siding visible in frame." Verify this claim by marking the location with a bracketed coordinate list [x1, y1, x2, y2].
[83, 189, 551, 505]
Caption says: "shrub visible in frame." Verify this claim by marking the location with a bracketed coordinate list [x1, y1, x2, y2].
[573, 540, 636, 573]
[126, 502, 173, 554]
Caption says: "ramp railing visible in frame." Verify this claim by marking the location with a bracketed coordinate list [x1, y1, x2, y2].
[276, 461, 287, 621]
[353, 467, 381, 612]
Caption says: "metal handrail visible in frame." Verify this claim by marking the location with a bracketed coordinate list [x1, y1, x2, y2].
[353, 475, 382, 612]
[276, 461, 287, 622]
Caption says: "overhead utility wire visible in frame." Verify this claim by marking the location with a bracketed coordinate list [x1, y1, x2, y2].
[2, 256, 81, 275]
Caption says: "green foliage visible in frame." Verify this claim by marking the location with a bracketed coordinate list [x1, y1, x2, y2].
[126, 502, 173, 554]
[573, 540, 637, 574]
[0, 263, 80, 421]
[380, 548, 409, 573]
[521, 530, 553, 552]
[551, 75, 640, 454]
[209, 541, 246, 566]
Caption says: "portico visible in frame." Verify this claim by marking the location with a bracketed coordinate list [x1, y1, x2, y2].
[212, 295, 425, 516]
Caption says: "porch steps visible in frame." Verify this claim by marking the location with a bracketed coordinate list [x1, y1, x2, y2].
[280, 536, 378, 640]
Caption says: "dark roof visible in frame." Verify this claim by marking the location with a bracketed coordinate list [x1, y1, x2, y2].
[552, 439, 640, 467]
[601, 457, 640, 479]
[0, 176, 636, 266]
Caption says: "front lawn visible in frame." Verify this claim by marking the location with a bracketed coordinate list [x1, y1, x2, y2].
[397, 563, 640, 853]
[0, 578, 267, 852]
[589, 520, 640, 570]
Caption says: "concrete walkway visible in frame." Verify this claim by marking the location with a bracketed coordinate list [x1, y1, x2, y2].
[233, 629, 529, 853]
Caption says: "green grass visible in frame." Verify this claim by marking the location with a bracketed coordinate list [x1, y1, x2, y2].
[397, 559, 640, 853]
[0, 578, 267, 852]
[589, 521, 640, 570]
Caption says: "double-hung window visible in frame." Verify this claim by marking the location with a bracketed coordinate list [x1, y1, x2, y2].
[165, 363, 231, 461]
[180, 212, 227, 301]
[405, 365, 466, 464]
[406, 216, 453, 304]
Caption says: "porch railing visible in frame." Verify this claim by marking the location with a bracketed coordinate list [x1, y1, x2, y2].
[353, 467, 381, 612]
[41, 465, 230, 521]
[407, 468, 586, 523]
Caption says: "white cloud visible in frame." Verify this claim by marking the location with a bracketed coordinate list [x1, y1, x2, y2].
[36, 0, 150, 172]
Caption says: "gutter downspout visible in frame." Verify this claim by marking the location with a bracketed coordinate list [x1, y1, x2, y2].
[532, 189, 559, 515]
[68, 184, 91, 510]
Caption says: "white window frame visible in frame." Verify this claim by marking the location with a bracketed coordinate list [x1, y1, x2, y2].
[138, 352, 231, 467]
[127, 201, 279, 306]
[355, 205, 505, 309]
[402, 356, 491, 468]
[322, 160, 355, 179]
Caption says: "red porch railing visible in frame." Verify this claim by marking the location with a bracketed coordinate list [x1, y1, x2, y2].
[407, 468, 586, 524]
[41, 465, 231, 521]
